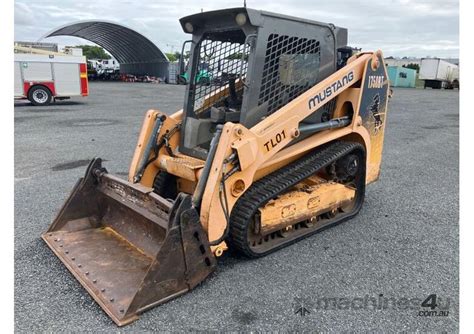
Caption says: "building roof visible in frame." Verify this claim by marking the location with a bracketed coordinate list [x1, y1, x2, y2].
[41, 20, 168, 63]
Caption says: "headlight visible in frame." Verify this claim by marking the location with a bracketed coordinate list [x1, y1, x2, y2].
[184, 22, 194, 33]
[235, 13, 247, 26]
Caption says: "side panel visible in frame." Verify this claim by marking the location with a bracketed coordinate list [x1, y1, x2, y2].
[437, 60, 459, 82]
[357, 54, 389, 183]
[53, 63, 81, 96]
[22, 62, 53, 81]
[386, 66, 398, 87]
[452, 67, 459, 81]
[419, 58, 439, 80]
[392, 67, 416, 88]
[405, 68, 417, 88]
[14, 62, 24, 97]
[436, 60, 449, 81]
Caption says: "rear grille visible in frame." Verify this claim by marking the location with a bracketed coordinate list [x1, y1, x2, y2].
[258, 34, 321, 116]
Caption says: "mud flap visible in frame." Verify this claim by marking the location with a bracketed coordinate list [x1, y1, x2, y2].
[42, 158, 216, 326]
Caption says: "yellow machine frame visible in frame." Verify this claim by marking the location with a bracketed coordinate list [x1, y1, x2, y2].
[129, 51, 389, 255]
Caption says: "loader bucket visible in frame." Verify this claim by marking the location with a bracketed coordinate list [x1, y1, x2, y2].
[42, 158, 216, 326]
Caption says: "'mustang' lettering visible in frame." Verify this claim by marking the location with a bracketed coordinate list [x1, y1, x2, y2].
[308, 71, 354, 110]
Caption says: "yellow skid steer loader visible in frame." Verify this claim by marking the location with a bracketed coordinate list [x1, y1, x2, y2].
[42, 7, 389, 325]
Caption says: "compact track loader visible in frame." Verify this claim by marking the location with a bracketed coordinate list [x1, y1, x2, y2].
[42, 8, 390, 325]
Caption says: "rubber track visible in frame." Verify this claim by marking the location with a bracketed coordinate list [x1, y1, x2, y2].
[228, 141, 364, 258]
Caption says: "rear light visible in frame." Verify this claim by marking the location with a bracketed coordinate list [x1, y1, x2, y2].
[80, 63, 89, 96]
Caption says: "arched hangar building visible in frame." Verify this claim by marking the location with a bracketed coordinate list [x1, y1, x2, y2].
[42, 21, 170, 80]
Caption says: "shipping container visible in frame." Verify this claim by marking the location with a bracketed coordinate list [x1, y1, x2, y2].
[419, 58, 459, 89]
[387, 66, 416, 88]
[14, 53, 88, 106]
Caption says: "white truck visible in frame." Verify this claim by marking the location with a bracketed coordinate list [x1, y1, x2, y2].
[14, 53, 89, 106]
[419, 58, 459, 89]
[87, 58, 120, 80]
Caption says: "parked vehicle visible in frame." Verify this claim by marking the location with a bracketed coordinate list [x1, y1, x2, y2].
[87, 59, 120, 81]
[14, 53, 88, 106]
[179, 67, 212, 85]
[419, 58, 459, 89]
[176, 41, 212, 85]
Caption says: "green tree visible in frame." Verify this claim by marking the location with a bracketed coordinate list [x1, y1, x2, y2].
[166, 52, 178, 62]
[75, 45, 111, 60]
[165, 52, 186, 62]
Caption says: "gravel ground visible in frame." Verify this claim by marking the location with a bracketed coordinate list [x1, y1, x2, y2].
[14, 82, 459, 332]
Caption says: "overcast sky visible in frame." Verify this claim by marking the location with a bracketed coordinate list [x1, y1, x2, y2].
[14, 0, 459, 58]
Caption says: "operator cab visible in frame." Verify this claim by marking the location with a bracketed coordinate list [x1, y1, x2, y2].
[178, 8, 348, 159]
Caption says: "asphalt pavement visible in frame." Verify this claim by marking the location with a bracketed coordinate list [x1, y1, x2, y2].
[14, 82, 459, 332]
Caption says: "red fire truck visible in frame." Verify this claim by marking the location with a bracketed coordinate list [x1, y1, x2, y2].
[14, 53, 89, 106]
